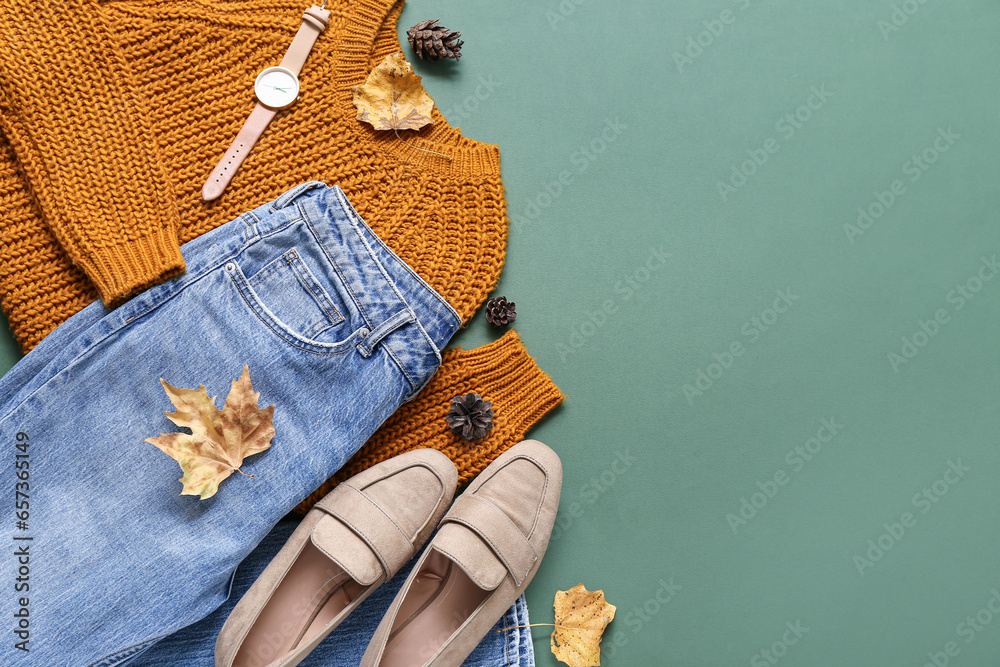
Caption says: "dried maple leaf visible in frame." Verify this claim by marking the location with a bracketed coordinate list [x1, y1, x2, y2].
[551, 584, 617, 667]
[351, 52, 435, 132]
[145, 366, 275, 500]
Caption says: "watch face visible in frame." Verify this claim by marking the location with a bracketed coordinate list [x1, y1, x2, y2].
[254, 67, 299, 109]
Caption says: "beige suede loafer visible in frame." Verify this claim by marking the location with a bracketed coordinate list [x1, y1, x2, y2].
[215, 449, 458, 667]
[360, 439, 562, 667]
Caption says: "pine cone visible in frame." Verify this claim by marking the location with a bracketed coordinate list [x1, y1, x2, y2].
[485, 296, 516, 327]
[407, 19, 464, 61]
[446, 392, 494, 440]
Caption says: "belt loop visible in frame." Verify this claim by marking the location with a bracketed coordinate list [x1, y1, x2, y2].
[272, 180, 328, 210]
[239, 211, 262, 243]
[356, 309, 416, 357]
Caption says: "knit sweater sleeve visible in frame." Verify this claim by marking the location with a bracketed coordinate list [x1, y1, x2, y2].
[293, 329, 565, 515]
[0, 0, 185, 307]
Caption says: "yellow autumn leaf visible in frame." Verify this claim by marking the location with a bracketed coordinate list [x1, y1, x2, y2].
[551, 584, 617, 667]
[145, 365, 275, 500]
[351, 52, 435, 131]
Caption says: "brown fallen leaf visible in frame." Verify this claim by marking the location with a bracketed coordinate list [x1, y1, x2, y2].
[551, 584, 617, 667]
[351, 52, 435, 132]
[145, 365, 275, 500]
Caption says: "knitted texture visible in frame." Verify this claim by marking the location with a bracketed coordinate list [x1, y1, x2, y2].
[294, 329, 565, 515]
[0, 1, 186, 313]
[0, 0, 507, 351]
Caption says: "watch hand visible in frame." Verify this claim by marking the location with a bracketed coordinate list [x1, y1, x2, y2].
[273, 86, 289, 92]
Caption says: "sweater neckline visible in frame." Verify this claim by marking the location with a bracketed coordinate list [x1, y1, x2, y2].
[332, 0, 502, 178]
[99, 0, 501, 178]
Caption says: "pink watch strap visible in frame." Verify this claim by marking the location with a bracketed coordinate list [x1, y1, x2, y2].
[201, 5, 331, 202]
[201, 104, 276, 201]
[279, 6, 331, 76]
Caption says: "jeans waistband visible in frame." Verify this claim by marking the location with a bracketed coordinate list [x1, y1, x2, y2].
[113, 181, 462, 397]
[262, 181, 461, 352]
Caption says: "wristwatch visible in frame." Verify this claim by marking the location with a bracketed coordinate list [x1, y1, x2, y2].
[201, 4, 331, 201]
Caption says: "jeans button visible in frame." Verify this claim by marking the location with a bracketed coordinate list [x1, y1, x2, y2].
[358, 327, 370, 338]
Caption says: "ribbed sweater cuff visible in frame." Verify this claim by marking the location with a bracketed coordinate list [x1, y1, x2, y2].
[440, 329, 565, 452]
[80, 227, 185, 307]
[291, 329, 564, 515]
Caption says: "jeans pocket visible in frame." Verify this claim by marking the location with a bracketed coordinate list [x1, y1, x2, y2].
[226, 256, 361, 355]
[245, 248, 345, 340]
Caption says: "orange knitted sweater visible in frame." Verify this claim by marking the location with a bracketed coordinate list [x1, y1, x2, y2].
[0, 0, 563, 503]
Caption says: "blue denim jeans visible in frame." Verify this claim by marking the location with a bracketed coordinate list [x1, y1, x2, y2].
[131, 518, 535, 667]
[0, 181, 468, 666]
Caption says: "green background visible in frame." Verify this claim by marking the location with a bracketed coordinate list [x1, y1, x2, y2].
[4, 0, 1000, 664]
